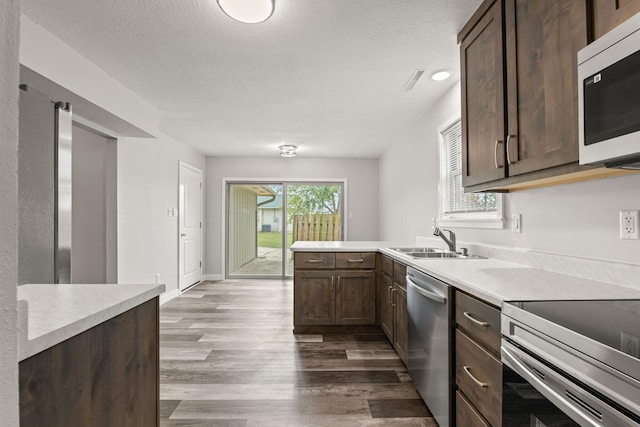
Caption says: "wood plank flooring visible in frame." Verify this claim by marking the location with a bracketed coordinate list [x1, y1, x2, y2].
[160, 279, 437, 426]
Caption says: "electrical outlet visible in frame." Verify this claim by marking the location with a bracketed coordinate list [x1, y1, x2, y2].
[511, 213, 522, 233]
[621, 331, 640, 357]
[156, 273, 161, 284]
[620, 210, 640, 239]
[173, 208, 179, 217]
[167, 208, 173, 217]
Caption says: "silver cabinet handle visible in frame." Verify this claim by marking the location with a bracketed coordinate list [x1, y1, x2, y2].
[391, 288, 397, 307]
[306, 259, 323, 263]
[506, 134, 517, 164]
[347, 259, 364, 263]
[463, 365, 488, 388]
[494, 140, 504, 169]
[463, 311, 489, 327]
[388, 285, 393, 304]
[336, 276, 341, 291]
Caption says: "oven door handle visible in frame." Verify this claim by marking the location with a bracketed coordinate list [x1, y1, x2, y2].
[501, 343, 603, 427]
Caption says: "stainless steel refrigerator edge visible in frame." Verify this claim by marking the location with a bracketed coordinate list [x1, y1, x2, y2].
[18, 85, 72, 285]
[407, 267, 453, 427]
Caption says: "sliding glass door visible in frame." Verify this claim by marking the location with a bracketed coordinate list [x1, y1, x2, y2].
[226, 181, 344, 278]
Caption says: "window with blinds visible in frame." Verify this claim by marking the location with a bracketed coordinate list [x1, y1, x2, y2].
[441, 120, 497, 216]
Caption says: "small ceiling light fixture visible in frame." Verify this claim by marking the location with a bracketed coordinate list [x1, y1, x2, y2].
[217, 0, 275, 24]
[404, 69, 425, 91]
[279, 144, 297, 157]
[431, 70, 451, 81]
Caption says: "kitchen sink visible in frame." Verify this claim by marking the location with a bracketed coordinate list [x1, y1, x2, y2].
[387, 248, 485, 259]
[388, 247, 445, 253]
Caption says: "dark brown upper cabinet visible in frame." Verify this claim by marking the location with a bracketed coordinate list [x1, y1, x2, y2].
[593, 0, 640, 39]
[459, 0, 593, 192]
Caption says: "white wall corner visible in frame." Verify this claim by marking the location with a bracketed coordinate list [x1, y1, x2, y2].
[202, 274, 224, 281]
[159, 288, 180, 305]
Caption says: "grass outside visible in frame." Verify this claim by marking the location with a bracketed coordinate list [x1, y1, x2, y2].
[258, 232, 293, 248]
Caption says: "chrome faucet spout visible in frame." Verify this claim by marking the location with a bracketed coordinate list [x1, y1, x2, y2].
[433, 227, 456, 252]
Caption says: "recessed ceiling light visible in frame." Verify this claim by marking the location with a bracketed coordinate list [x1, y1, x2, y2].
[431, 70, 451, 81]
[279, 145, 297, 157]
[217, 0, 275, 24]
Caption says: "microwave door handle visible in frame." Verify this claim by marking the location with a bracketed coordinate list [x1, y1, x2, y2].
[501, 344, 602, 427]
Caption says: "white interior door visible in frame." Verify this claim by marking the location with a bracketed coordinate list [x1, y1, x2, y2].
[179, 162, 202, 291]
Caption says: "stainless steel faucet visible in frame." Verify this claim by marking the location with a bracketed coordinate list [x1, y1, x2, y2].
[433, 227, 456, 252]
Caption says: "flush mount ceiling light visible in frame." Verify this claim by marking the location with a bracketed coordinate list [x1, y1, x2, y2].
[431, 70, 451, 81]
[217, 0, 275, 23]
[279, 144, 297, 157]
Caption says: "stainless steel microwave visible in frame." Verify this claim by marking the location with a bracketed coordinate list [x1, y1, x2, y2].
[578, 12, 640, 169]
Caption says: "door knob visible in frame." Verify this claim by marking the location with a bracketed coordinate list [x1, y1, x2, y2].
[181, 233, 187, 237]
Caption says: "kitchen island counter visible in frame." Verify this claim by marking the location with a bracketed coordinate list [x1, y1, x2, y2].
[17, 283, 165, 361]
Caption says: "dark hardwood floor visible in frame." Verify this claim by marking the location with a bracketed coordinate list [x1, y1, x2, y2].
[159, 279, 437, 426]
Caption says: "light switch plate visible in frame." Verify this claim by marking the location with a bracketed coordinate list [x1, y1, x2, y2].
[511, 214, 522, 233]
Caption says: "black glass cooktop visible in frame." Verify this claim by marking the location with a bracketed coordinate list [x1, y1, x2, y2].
[506, 299, 640, 360]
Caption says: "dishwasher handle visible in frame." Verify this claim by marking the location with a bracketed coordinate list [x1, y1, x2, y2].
[407, 277, 447, 304]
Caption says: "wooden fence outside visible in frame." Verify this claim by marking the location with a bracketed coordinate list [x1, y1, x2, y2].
[292, 214, 341, 242]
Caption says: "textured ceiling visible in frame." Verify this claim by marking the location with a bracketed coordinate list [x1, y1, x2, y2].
[21, 0, 482, 158]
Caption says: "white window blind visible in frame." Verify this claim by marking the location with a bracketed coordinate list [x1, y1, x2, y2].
[442, 120, 497, 215]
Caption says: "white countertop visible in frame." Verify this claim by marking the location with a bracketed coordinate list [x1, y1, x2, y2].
[17, 283, 165, 361]
[291, 241, 410, 252]
[290, 241, 640, 307]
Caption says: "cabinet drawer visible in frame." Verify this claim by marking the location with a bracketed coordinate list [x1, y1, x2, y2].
[335, 252, 376, 269]
[456, 291, 501, 355]
[294, 252, 336, 269]
[393, 261, 406, 285]
[456, 330, 502, 427]
[456, 391, 491, 427]
[381, 255, 393, 277]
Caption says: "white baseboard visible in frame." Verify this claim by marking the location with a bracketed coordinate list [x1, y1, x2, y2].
[202, 274, 224, 281]
[159, 288, 180, 305]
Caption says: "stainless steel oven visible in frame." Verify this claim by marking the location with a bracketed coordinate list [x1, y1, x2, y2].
[501, 300, 640, 426]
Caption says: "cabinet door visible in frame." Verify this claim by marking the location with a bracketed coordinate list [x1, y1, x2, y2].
[393, 284, 408, 365]
[335, 270, 376, 325]
[380, 274, 394, 341]
[460, 0, 507, 187]
[594, 0, 640, 38]
[294, 271, 335, 325]
[505, 0, 589, 176]
[456, 329, 503, 427]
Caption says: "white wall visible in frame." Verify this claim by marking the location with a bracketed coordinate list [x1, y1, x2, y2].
[379, 82, 640, 264]
[19, 16, 207, 297]
[118, 135, 205, 294]
[205, 157, 379, 276]
[72, 125, 117, 283]
[0, 0, 20, 424]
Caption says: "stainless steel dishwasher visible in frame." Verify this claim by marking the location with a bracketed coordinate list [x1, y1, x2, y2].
[407, 267, 452, 427]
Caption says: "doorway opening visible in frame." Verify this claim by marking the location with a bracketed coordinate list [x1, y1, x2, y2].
[226, 181, 345, 278]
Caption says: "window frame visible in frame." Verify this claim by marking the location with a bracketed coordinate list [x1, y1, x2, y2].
[436, 116, 504, 229]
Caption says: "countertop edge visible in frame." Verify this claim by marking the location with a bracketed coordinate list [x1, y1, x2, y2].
[18, 284, 165, 361]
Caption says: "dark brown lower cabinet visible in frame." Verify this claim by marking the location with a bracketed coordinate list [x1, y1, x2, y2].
[393, 283, 408, 365]
[19, 298, 159, 427]
[456, 391, 491, 427]
[335, 270, 376, 325]
[294, 267, 376, 327]
[380, 274, 394, 338]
